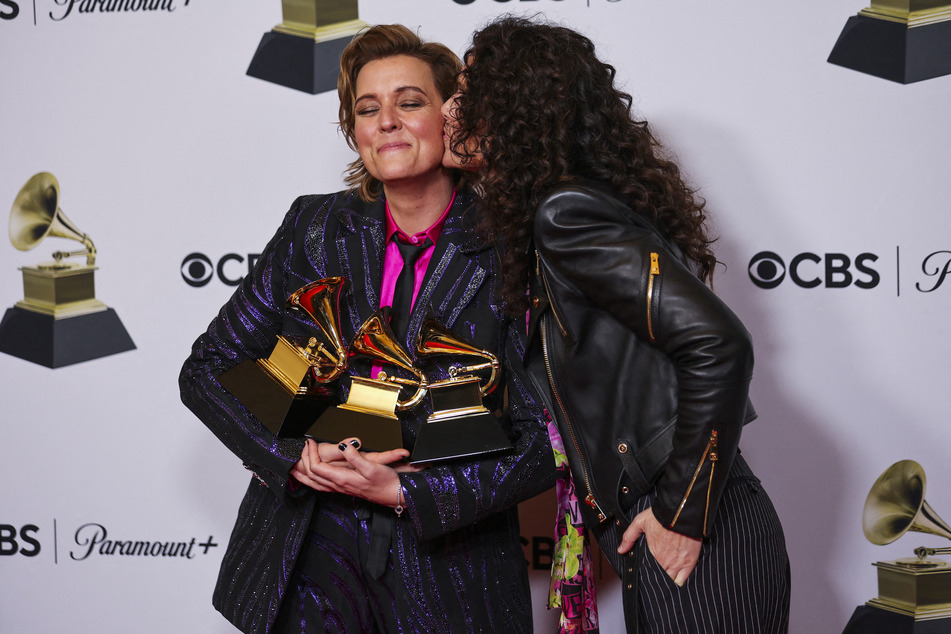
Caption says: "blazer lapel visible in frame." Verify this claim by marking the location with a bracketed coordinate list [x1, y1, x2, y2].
[328, 195, 387, 339]
[410, 192, 491, 337]
[325, 190, 490, 347]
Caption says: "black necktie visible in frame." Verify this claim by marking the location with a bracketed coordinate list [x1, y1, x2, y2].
[390, 237, 430, 342]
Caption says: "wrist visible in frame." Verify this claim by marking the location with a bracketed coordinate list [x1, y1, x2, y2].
[394, 477, 405, 517]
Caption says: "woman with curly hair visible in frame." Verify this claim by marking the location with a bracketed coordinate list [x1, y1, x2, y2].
[443, 15, 790, 634]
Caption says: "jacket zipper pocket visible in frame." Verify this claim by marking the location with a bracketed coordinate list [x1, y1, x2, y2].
[536, 250, 568, 337]
[669, 430, 719, 535]
[647, 252, 660, 341]
[540, 315, 608, 522]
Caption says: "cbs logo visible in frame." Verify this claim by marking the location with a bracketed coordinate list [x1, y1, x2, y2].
[748, 251, 880, 290]
[0, 524, 40, 557]
[181, 252, 260, 288]
[0, 1, 19, 20]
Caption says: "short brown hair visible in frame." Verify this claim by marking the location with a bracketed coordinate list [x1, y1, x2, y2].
[338, 25, 461, 201]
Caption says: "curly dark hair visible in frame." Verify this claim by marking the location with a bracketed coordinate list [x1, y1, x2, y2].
[450, 16, 718, 315]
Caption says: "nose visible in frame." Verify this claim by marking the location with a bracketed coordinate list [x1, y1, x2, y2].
[441, 93, 459, 122]
[378, 104, 400, 131]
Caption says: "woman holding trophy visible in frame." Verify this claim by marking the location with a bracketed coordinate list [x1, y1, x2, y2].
[442, 16, 790, 634]
[179, 24, 555, 634]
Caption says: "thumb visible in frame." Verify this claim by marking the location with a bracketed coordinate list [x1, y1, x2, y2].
[337, 438, 379, 475]
[618, 515, 645, 554]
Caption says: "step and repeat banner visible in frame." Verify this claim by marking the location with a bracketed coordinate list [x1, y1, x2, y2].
[3, 1, 951, 632]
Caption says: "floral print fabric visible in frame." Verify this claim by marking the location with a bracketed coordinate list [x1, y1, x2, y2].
[546, 414, 600, 633]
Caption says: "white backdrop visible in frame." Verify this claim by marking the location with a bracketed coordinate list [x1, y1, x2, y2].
[3, 1, 951, 632]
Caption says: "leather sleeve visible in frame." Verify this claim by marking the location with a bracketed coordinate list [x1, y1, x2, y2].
[535, 187, 753, 538]
[179, 196, 316, 496]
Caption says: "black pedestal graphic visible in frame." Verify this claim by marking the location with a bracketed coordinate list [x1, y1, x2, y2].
[247, 31, 353, 94]
[0, 306, 135, 368]
[828, 15, 951, 84]
[843, 604, 951, 633]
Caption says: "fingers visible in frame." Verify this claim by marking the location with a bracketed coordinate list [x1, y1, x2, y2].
[296, 438, 408, 506]
[673, 569, 691, 588]
[363, 447, 412, 466]
[617, 511, 647, 554]
[392, 462, 424, 474]
[618, 507, 702, 587]
[333, 438, 412, 470]
[290, 460, 339, 492]
[649, 532, 702, 588]
[315, 437, 358, 463]
[663, 553, 699, 587]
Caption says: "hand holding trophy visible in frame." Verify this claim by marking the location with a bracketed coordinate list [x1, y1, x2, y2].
[305, 308, 428, 452]
[221, 276, 512, 462]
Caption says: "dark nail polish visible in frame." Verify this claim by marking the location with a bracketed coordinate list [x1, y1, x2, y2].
[338, 442, 347, 451]
[350, 439, 361, 449]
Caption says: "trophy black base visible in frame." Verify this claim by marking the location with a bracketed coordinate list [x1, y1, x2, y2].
[828, 15, 951, 84]
[306, 406, 404, 453]
[843, 604, 951, 633]
[0, 306, 135, 368]
[247, 31, 353, 94]
[410, 412, 512, 464]
[218, 359, 334, 437]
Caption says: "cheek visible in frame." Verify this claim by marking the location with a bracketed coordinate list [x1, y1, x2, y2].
[413, 113, 451, 146]
[353, 122, 374, 159]
[353, 125, 382, 179]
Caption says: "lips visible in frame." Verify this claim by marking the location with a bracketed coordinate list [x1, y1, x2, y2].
[379, 141, 411, 152]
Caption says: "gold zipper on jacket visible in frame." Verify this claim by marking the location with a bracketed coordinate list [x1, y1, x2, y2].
[647, 252, 660, 341]
[540, 316, 608, 522]
[669, 430, 719, 535]
[536, 251, 567, 337]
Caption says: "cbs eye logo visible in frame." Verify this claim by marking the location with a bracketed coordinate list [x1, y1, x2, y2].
[748, 251, 880, 289]
[181, 252, 260, 288]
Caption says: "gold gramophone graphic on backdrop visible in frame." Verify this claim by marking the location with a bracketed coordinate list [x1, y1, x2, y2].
[218, 277, 350, 437]
[246, 0, 367, 94]
[0, 172, 135, 368]
[305, 308, 429, 453]
[409, 316, 513, 463]
[861, 460, 951, 621]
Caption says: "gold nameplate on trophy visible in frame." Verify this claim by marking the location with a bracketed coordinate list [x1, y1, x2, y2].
[0, 172, 135, 368]
[246, 0, 367, 94]
[306, 309, 428, 452]
[408, 318, 513, 464]
[860, 460, 951, 621]
[219, 277, 349, 437]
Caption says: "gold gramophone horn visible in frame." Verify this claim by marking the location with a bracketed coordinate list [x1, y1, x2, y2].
[350, 309, 428, 410]
[286, 277, 349, 382]
[10, 172, 96, 267]
[417, 318, 500, 396]
[863, 459, 951, 546]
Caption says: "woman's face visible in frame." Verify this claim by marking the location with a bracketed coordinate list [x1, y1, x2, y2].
[353, 55, 448, 188]
[440, 88, 484, 173]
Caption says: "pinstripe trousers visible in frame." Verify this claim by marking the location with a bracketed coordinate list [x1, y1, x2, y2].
[595, 454, 791, 634]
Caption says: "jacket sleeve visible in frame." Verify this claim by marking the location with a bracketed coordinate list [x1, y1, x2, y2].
[535, 187, 753, 539]
[178, 198, 312, 495]
[399, 317, 557, 542]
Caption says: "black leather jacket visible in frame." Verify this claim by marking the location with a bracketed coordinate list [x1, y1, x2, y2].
[525, 183, 756, 548]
